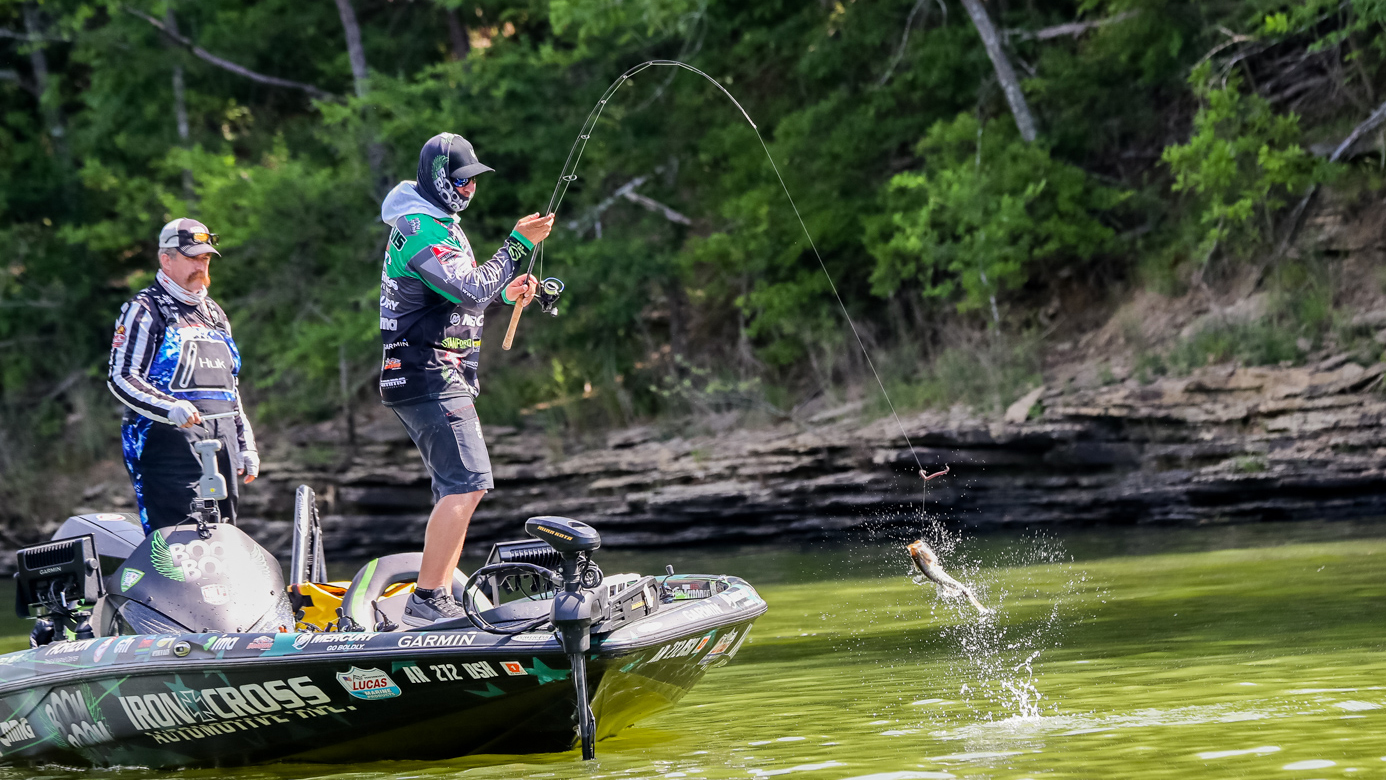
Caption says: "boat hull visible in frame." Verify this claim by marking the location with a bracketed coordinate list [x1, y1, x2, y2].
[0, 579, 764, 766]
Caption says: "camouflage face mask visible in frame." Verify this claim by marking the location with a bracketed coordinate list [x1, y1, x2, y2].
[432, 155, 471, 213]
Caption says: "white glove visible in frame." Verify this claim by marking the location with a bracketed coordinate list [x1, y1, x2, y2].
[240, 450, 260, 480]
[168, 401, 200, 428]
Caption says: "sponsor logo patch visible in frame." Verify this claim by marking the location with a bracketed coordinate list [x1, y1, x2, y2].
[509, 633, 553, 644]
[201, 584, 230, 605]
[709, 629, 739, 656]
[206, 636, 238, 653]
[382, 358, 401, 371]
[0, 718, 36, 749]
[247, 636, 274, 651]
[117, 676, 334, 737]
[380, 377, 407, 388]
[120, 568, 143, 592]
[91, 637, 115, 663]
[335, 667, 401, 701]
[500, 661, 526, 676]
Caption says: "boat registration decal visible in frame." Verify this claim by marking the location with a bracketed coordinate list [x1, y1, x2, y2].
[336, 667, 402, 700]
[120, 568, 144, 591]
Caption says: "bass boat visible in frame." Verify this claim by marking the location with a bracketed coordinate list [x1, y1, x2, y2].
[0, 441, 765, 766]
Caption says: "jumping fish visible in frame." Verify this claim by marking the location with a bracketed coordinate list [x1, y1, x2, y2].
[907, 540, 992, 615]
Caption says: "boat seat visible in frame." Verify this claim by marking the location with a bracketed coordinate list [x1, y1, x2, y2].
[340, 553, 479, 631]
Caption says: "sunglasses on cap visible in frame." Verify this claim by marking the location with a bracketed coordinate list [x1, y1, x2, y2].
[452, 176, 472, 188]
[177, 230, 219, 247]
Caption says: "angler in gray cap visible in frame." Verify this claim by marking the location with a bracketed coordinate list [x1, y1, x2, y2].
[108, 218, 260, 533]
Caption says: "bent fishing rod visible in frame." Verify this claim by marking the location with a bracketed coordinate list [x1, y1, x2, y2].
[499, 59, 929, 480]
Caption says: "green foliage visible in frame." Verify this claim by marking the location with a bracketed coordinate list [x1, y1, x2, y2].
[1135, 260, 1337, 377]
[1164, 319, 1303, 372]
[0, 0, 1381, 516]
[1255, 0, 1386, 53]
[549, 0, 705, 42]
[876, 335, 1043, 417]
[868, 113, 1125, 319]
[1160, 63, 1325, 258]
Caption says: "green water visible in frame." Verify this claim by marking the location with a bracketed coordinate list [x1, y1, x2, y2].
[6, 520, 1386, 779]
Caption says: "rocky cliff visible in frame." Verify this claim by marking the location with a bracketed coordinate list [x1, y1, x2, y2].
[164, 356, 1386, 564]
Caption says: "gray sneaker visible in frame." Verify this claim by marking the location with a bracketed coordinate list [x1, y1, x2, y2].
[401, 591, 467, 626]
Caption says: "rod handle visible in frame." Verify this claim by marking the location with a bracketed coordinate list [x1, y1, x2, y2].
[502, 297, 524, 351]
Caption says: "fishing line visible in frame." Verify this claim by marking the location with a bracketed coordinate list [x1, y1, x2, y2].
[528, 59, 926, 477]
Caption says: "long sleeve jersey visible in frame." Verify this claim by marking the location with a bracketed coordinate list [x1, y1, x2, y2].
[107, 279, 256, 454]
[377, 181, 533, 406]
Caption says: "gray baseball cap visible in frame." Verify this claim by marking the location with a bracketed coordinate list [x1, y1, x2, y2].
[158, 218, 221, 257]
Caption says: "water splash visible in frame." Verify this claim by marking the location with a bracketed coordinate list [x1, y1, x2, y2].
[913, 526, 1084, 721]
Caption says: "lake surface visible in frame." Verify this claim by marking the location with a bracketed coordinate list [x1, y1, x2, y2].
[3, 518, 1385, 779]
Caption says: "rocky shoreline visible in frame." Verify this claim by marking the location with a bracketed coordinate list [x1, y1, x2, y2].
[117, 357, 1380, 565]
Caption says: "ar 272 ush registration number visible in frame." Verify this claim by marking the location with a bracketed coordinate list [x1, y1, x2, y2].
[398, 662, 499, 684]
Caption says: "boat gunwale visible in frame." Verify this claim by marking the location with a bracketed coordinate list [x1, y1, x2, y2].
[0, 606, 766, 698]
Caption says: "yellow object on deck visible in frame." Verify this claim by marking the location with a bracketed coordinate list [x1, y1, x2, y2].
[290, 581, 350, 631]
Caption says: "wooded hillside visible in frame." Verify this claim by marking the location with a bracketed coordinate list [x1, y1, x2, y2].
[2, 0, 1385, 527]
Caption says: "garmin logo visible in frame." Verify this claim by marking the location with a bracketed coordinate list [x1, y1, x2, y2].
[37, 566, 63, 576]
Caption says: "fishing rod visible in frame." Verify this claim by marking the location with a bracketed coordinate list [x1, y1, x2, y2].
[500, 59, 927, 478]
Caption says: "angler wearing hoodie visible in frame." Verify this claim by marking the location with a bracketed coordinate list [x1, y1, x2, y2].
[379, 133, 554, 625]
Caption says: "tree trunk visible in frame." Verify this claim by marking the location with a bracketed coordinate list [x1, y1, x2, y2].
[333, 0, 369, 98]
[22, 3, 66, 162]
[445, 7, 471, 62]
[959, 0, 1037, 142]
[331, 0, 386, 192]
[165, 7, 196, 202]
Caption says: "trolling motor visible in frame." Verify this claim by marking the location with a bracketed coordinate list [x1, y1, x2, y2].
[526, 516, 602, 761]
[459, 516, 603, 759]
[190, 439, 228, 539]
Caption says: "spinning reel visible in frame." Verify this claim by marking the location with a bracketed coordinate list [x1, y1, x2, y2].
[536, 277, 564, 316]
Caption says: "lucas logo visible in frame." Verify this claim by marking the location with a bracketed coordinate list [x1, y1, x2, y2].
[336, 667, 401, 701]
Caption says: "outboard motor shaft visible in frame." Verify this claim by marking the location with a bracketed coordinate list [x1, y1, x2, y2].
[525, 516, 602, 760]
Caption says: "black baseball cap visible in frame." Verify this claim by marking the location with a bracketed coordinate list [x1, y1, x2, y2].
[419, 133, 494, 183]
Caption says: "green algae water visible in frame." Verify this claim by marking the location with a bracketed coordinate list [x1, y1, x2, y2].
[3, 520, 1385, 779]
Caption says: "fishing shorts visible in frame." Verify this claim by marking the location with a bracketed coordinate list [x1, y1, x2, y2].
[121, 414, 241, 534]
[392, 396, 494, 500]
